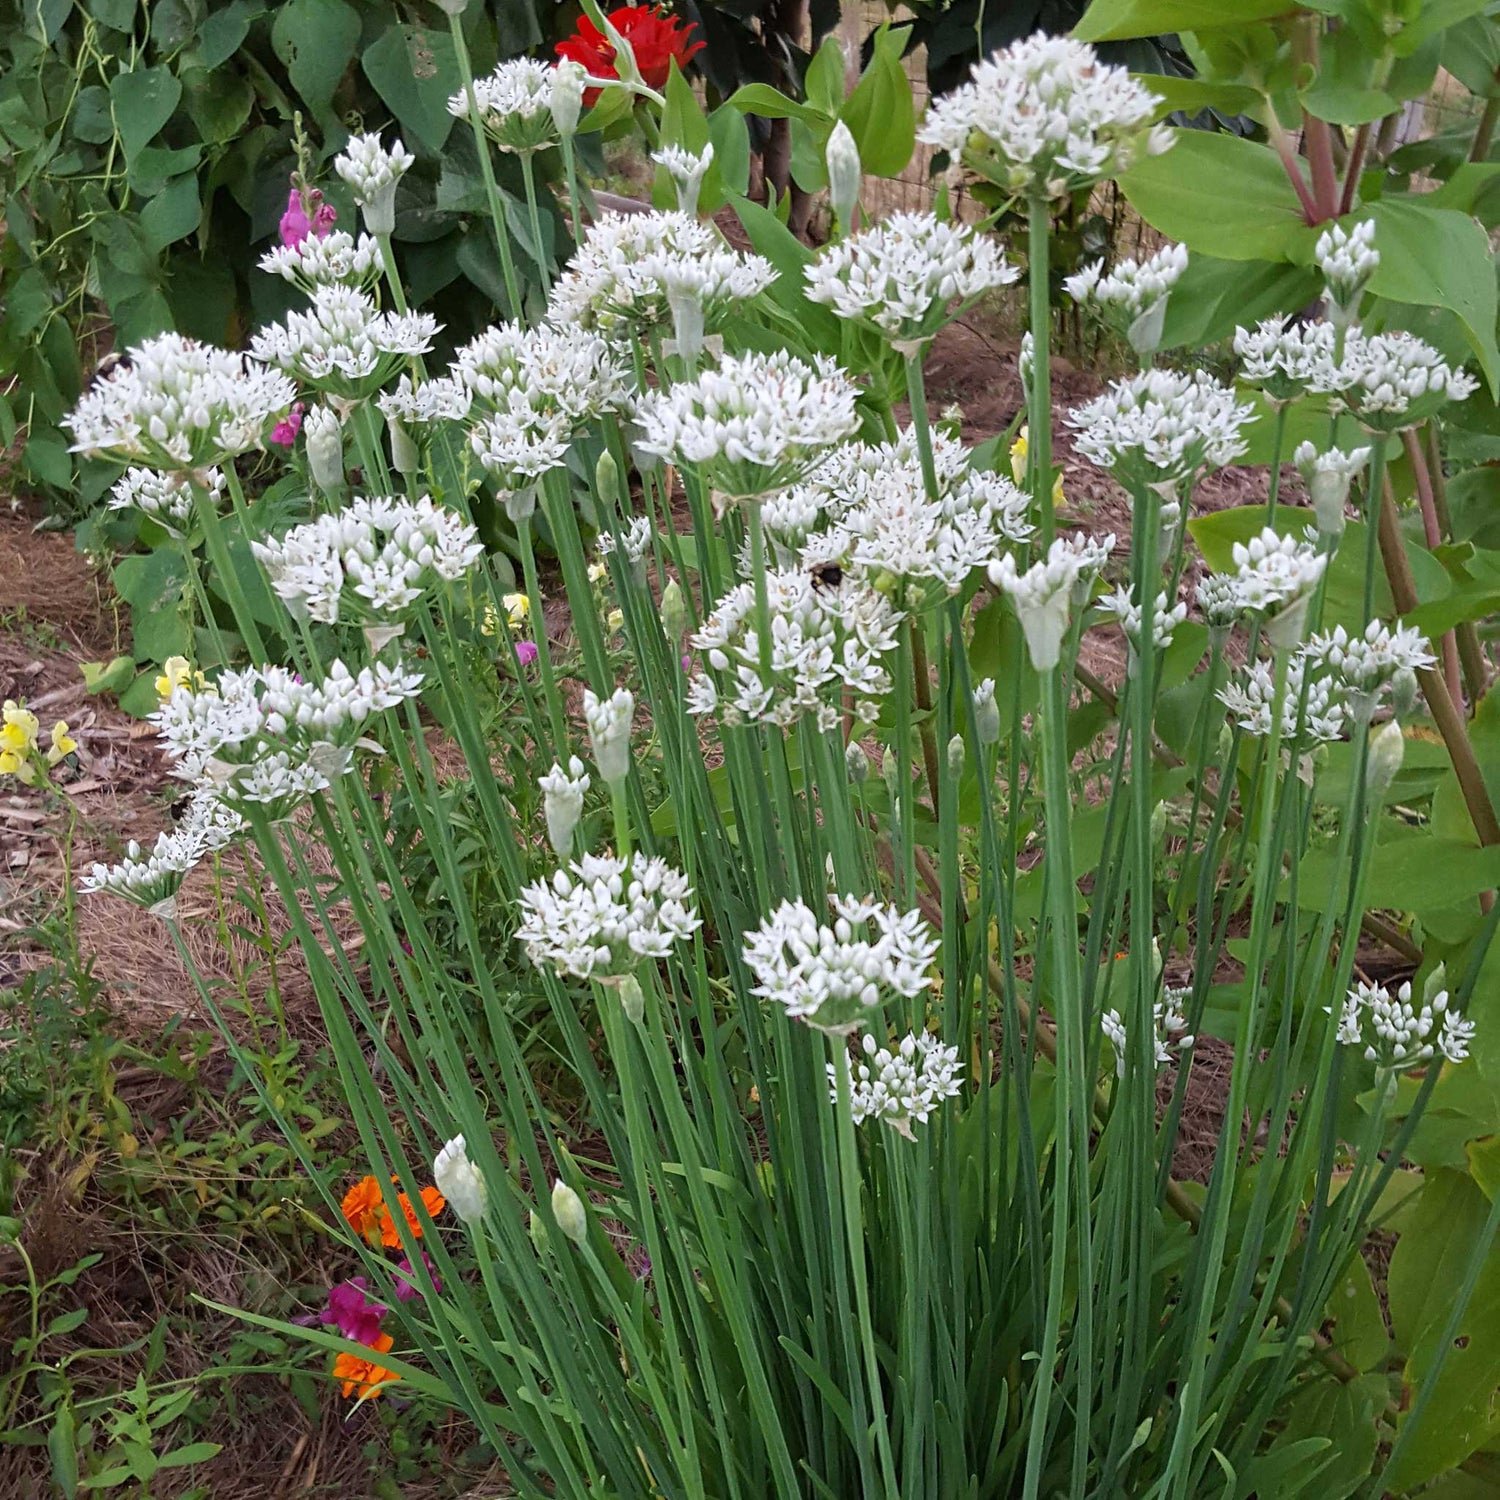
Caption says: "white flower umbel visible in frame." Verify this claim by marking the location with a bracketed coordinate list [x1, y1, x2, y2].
[803, 211, 1017, 349]
[1337, 979, 1473, 1068]
[433, 1136, 489, 1224]
[1294, 441, 1370, 537]
[1195, 573, 1243, 637]
[547, 211, 776, 340]
[1329, 329, 1479, 432]
[539, 756, 590, 856]
[1303, 619, 1435, 724]
[516, 852, 701, 982]
[1229, 526, 1327, 647]
[919, 33, 1170, 199]
[64, 333, 296, 470]
[174, 785, 245, 853]
[634, 349, 860, 503]
[333, 132, 414, 236]
[742, 893, 939, 1034]
[153, 659, 424, 814]
[378, 374, 473, 428]
[653, 142, 715, 216]
[988, 532, 1115, 671]
[1101, 987, 1193, 1078]
[250, 286, 437, 401]
[1064, 242, 1186, 355]
[832, 465, 1033, 609]
[1068, 370, 1255, 488]
[1097, 586, 1188, 653]
[584, 687, 634, 785]
[258, 231, 382, 292]
[81, 829, 203, 920]
[1218, 656, 1344, 746]
[688, 568, 903, 732]
[452, 59, 562, 154]
[108, 466, 224, 539]
[833, 1030, 963, 1138]
[1315, 219, 1378, 324]
[1234, 317, 1341, 407]
[251, 494, 482, 626]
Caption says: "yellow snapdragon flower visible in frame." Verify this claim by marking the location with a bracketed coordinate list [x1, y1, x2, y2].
[480, 600, 500, 638]
[607, 608, 625, 633]
[1009, 426, 1065, 506]
[48, 722, 77, 765]
[1, 701, 39, 757]
[588, 561, 608, 585]
[155, 655, 204, 700]
[502, 592, 530, 629]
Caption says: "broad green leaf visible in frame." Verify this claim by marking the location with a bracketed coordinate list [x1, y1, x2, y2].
[1294, 832, 1500, 918]
[363, 25, 465, 156]
[107, 67, 182, 165]
[1323, 1258, 1391, 1374]
[1264, 1375, 1385, 1499]
[1139, 75, 1264, 120]
[1364, 200, 1500, 395]
[1159, 255, 1321, 351]
[1075, 0, 1298, 42]
[1384, 1170, 1500, 1490]
[1299, 83, 1397, 125]
[182, 68, 255, 146]
[1442, 14, 1500, 97]
[804, 35, 847, 118]
[1118, 132, 1310, 262]
[24, 431, 72, 488]
[841, 24, 915, 179]
[119, 671, 166, 718]
[80, 656, 137, 695]
[138, 173, 201, 253]
[271, 0, 360, 125]
[722, 83, 828, 126]
[70, 85, 115, 146]
[187, 0, 263, 70]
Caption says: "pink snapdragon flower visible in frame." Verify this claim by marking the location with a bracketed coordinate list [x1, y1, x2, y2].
[515, 640, 539, 667]
[321, 1278, 387, 1345]
[279, 183, 337, 249]
[393, 1251, 442, 1302]
[270, 401, 305, 448]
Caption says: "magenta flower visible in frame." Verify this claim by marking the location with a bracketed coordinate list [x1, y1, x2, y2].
[270, 401, 305, 449]
[393, 1251, 442, 1303]
[321, 1278, 387, 1346]
[515, 640, 539, 667]
[279, 184, 337, 249]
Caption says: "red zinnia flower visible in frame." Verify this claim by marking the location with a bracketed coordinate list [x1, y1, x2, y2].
[556, 5, 705, 104]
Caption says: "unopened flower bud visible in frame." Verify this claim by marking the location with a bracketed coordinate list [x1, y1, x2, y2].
[540, 755, 589, 856]
[433, 0, 468, 15]
[947, 734, 965, 780]
[973, 677, 1001, 745]
[433, 1135, 488, 1224]
[1150, 800, 1168, 844]
[846, 741, 869, 783]
[1423, 962, 1448, 1007]
[1366, 718, 1404, 799]
[1217, 722, 1235, 761]
[305, 406, 344, 494]
[617, 972, 645, 1023]
[668, 285, 705, 362]
[826, 121, 862, 230]
[1392, 668, 1418, 719]
[552, 60, 587, 137]
[529, 1209, 549, 1255]
[584, 686, 634, 785]
[661, 578, 687, 640]
[595, 449, 622, 508]
[505, 484, 538, 525]
[882, 746, 899, 799]
[551, 1179, 588, 1245]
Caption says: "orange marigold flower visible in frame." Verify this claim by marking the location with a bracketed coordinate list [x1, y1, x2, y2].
[341, 1175, 446, 1248]
[334, 1332, 399, 1400]
[378, 1184, 447, 1248]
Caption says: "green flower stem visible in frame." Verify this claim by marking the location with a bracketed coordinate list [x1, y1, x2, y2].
[177, 535, 229, 668]
[518, 151, 553, 294]
[559, 131, 585, 246]
[515, 512, 568, 748]
[1360, 434, 1387, 624]
[375, 232, 408, 314]
[1264, 403, 1288, 522]
[446, 12, 523, 321]
[193, 478, 267, 664]
[902, 351, 940, 501]
[1027, 194, 1056, 544]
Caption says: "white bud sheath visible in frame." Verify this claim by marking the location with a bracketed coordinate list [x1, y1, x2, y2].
[551, 1180, 588, 1245]
[433, 1135, 488, 1224]
[826, 121, 862, 229]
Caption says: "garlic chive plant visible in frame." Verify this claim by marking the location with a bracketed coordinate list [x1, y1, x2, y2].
[62, 27, 1493, 1500]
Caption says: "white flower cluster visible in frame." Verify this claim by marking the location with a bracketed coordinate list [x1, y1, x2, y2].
[1065, 244, 1186, 318]
[687, 567, 903, 731]
[1218, 655, 1344, 745]
[1100, 986, 1193, 1078]
[108, 466, 224, 538]
[64, 333, 296, 469]
[1294, 441, 1370, 536]
[250, 287, 437, 399]
[453, 322, 631, 492]
[634, 349, 860, 502]
[539, 756, 590, 855]
[653, 143, 715, 215]
[1315, 219, 1379, 316]
[333, 133, 414, 235]
[1097, 586, 1188, 653]
[516, 852, 702, 981]
[919, 32, 1170, 198]
[547, 212, 776, 339]
[583, 686, 635, 784]
[988, 532, 1115, 671]
[1337, 978, 1473, 1067]
[742, 893, 939, 1033]
[378, 373, 473, 428]
[258, 231, 382, 292]
[1330, 329, 1478, 431]
[1234, 317, 1339, 406]
[251, 495, 482, 626]
[153, 659, 424, 816]
[1303, 620, 1433, 722]
[804, 211, 1017, 347]
[1226, 526, 1327, 645]
[452, 59, 562, 154]
[834, 1030, 963, 1138]
[1068, 370, 1255, 486]
[81, 788, 243, 920]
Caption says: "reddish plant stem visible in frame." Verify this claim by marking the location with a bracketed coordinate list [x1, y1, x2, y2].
[1424, 423, 1491, 703]
[1338, 122, 1371, 215]
[1269, 117, 1322, 223]
[1294, 19, 1341, 219]
[1403, 427, 1464, 708]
